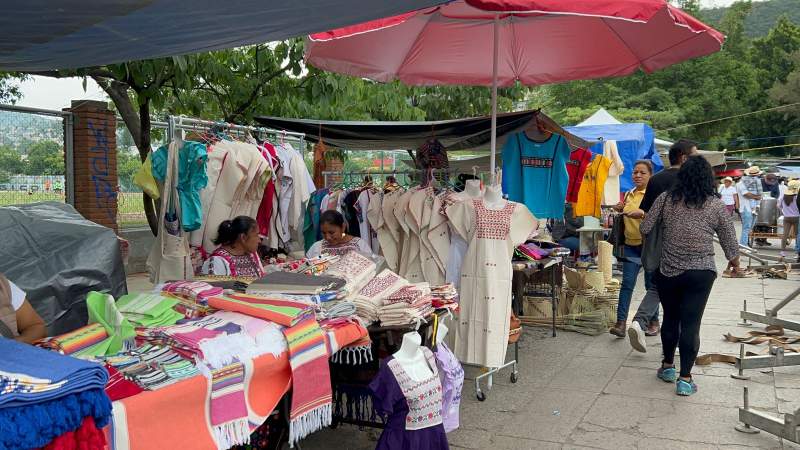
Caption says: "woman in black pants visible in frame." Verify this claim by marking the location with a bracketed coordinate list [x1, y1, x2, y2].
[640, 156, 740, 396]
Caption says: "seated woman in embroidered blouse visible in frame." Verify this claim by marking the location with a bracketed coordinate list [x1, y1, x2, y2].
[307, 210, 373, 258]
[201, 216, 265, 278]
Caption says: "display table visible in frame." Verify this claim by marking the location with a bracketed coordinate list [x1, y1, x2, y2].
[512, 257, 564, 337]
[105, 322, 365, 450]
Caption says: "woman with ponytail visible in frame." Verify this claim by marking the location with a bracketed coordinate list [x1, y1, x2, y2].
[201, 216, 265, 278]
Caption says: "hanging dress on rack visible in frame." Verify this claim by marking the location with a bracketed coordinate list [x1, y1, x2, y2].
[369, 348, 449, 450]
[379, 189, 403, 272]
[446, 198, 537, 368]
[394, 189, 415, 277]
[427, 193, 451, 282]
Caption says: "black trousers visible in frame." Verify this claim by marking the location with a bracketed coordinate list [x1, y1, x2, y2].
[655, 270, 717, 377]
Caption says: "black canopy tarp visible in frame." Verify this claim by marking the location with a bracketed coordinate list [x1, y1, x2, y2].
[255, 110, 592, 152]
[0, 0, 444, 71]
[0, 202, 127, 335]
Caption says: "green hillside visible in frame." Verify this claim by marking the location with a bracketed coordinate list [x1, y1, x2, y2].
[704, 0, 800, 37]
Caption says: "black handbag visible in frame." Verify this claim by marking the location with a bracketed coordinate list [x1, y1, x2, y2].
[641, 196, 667, 273]
[608, 192, 629, 258]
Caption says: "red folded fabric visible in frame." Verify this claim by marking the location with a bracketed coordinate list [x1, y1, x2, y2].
[40, 416, 105, 450]
[105, 364, 144, 401]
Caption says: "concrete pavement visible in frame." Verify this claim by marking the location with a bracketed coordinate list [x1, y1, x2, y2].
[302, 241, 800, 449]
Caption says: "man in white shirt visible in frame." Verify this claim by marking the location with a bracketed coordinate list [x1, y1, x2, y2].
[737, 167, 763, 246]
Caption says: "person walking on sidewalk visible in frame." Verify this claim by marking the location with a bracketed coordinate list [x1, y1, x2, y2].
[626, 140, 697, 349]
[609, 160, 653, 337]
[737, 166, 763, 247]
[640, 156, 740, 396]
[718, 177, 738, 216]
[778, 179, 800, 258]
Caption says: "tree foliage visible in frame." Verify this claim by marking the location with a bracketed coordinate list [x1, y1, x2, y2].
[25, 140, 64, 175]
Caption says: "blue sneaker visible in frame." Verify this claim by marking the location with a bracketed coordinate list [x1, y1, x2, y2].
[657, 366, 677, 383]
[676, 379, 698, 396]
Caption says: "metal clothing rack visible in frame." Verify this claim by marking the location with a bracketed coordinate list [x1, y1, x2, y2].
[472, 256, 564, 401]
[166, 115, 306, 150]
[321, 168, 453, 188]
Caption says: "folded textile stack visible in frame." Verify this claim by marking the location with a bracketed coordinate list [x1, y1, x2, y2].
[0, 338, 112, 450]
[136, 312, 286, 367]
[515, 242, 550, 261]
[430, 283, 459, 311]
[103, 344, 198, 391]
[352, 269, 409, 324]
[208, 294, 315, 327]
[161, 280, 224, 305]
[35, 322, 109, 357]
[321, 318, 372, 365]
[116, 292, 184, 327]
[320, 301, 357, 320]
[324, 251, 377, 296]
[264, 255, 339, 275]
[247, 271, 346, 296]
[378, 283, 434, 326]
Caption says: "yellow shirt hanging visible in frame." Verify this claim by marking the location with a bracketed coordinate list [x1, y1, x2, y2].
[573, 155, 612, 218]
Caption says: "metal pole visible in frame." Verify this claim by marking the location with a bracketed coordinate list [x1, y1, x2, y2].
[64, 113, 75, 205]
[732, 343, 750, 380]
[489, 13, 500, 186]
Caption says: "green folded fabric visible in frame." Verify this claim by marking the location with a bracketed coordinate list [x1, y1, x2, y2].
[116, 293, 183, 327]
[87, 291, 136, 355]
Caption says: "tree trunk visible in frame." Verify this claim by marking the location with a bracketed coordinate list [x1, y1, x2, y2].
[137, 101, 158, 236]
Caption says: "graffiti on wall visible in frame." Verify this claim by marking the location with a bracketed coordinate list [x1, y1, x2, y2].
[87, 119, 116, 221]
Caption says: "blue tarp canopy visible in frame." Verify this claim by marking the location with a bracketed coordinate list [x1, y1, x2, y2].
[565, 109, 664, 193]
[0, 0, 444, 71]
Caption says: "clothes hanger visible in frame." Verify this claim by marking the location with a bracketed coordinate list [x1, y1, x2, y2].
[524, 109, 551, 141]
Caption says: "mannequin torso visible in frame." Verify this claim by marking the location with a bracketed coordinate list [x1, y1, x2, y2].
[464, 179, 482, 198]
[483, 184, 505, 209]
[393, 331, 433, 381]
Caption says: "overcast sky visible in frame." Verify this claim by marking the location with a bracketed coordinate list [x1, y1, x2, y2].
[10, 0, 762, 111]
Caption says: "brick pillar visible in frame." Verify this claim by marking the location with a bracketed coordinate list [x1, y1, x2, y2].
[65, 100, 118, 232]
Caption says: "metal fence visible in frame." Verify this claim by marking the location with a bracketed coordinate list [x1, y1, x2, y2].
[0, 104, 73, 207]
[116, 120, 167, 229]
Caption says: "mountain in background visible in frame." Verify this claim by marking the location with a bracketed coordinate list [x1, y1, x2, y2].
[703, 0, 800, 37]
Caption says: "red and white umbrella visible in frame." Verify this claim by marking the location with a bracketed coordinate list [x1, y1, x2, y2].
[306, 0, 724, 181]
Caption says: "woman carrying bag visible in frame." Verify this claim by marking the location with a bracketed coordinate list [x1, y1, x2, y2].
[609, 160, 653, 337]
[640, 156, 739, 396]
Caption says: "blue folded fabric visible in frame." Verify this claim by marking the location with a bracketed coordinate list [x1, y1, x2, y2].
[0, 388, 112, 450]
[0, 337, 108, 408]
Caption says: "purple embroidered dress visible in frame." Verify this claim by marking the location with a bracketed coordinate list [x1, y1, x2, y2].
[369, 347, 449, 450]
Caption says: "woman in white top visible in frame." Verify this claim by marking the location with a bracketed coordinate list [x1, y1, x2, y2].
[307, 210, 372, 258]
[0, 273, 47, 343]
[718, 177, 738, 216]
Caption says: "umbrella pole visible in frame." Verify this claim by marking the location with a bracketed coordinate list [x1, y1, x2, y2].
[490, 13, 499, 186]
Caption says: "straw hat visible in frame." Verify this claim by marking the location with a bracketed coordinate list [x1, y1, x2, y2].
[723, 176, 733, 182]
[787, 179, 800, 196]
[745, 166, 762, 176]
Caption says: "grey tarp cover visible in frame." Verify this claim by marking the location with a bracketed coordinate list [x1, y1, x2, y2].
[255, 110, 592, 152]
[0, 202, 126, 335]
[0, 0, 445, 71]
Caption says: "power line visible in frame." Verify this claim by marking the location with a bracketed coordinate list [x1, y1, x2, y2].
[655, 102, 800, 133]
[722, 143, 800, 154]
[698, 133, 800, 146]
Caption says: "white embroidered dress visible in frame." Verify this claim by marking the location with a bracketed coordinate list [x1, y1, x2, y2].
[446, 198, 536, 368]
